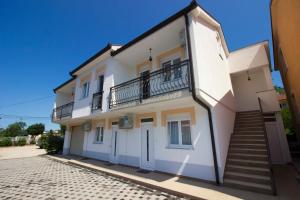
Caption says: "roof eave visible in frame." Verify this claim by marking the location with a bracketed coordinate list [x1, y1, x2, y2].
[111, 0, 198, 57]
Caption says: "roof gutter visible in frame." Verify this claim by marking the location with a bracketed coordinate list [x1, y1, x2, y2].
[184, 13, 220, 185]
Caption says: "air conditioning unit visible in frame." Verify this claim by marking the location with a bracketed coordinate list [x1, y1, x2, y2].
[82, 121, 92, 132]
[119, 114, 134, 129]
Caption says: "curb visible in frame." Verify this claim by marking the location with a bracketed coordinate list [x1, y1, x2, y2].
[45, 155, 204, 200]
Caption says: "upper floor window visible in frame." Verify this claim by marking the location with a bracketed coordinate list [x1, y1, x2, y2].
[168, 118, 192, 148]
[98, 75, 104, 93]
[81, 81, 90, 99]
[94, 126, 104, 143]
[162, 57, 181, 82]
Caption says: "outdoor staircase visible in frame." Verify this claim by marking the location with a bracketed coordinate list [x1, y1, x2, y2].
[224, 110, 276, 195]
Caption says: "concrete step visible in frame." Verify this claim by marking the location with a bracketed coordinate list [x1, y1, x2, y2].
[226, 164, 270, 176]
[235, 123, 264, 128]
[233, 130, 265, 135]
[229, 143, 267, 149]
[227, 158, 269, 168]
[231, 139, 266, 144]
[231, 134, 265, 140]
[228, 153, 268, 161]
[224, 171, 271, 185]
[235, 127, 264, 131]
[237, 112, 261, 117]
[229, 147, 267, 155]
[237, 110, 260, 114]
[224, 178, 272, 195]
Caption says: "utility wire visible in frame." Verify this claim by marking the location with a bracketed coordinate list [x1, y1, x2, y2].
[0, 114, 50, 119]
[0, 95, 53, 110]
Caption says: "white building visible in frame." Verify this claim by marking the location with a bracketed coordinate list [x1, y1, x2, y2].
[52, 1, 291, 194]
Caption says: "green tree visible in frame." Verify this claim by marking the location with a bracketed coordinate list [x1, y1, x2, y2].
[275, 86, 285, 94]
[5, 122, 27, 137]
[281, 108, 295, 134]
[59, 125, 66, 135]
[26, 123, 45, 136]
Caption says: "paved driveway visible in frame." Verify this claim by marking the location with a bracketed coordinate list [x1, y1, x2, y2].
[0, 156, 184, 200]
[0, 145, 46, 160]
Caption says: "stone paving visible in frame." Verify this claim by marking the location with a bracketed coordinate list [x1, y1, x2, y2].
[0, 156, 185, 200]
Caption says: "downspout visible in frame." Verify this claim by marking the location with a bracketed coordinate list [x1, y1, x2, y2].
[184, 14, 220, 185]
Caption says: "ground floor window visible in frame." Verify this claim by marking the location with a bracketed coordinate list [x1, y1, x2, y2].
[94, 126, 104, 143]
[168, 119, 192, 148]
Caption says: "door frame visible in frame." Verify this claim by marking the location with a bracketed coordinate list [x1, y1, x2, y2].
[140, 121, 155, 170]
[110, 125, 119, 164]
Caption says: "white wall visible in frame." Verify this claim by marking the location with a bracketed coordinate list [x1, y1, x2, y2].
[55, 92, 73, 107]
[229, 43, 269, 74]
[188, 15, 236, 180]
[76, 100, 217, 181]
[231, 68, 269, 112]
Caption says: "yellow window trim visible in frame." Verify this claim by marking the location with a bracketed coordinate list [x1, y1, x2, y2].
[108, 117, 119, 129]
[92, 119, 106, 129]
[136, 60, 152, 76]
[161, 107, 196, 127]
[135, 112, 157, 128]
[156, 46, 185, 68]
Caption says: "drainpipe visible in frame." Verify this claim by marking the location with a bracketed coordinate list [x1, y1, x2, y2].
[184, 14, 220, 185]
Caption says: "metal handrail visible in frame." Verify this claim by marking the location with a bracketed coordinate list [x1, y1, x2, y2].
[52, 102, 74, 120]
[258, 97, 277, 195]
[109, 60, 191, 108]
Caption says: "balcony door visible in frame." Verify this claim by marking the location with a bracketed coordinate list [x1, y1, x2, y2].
[141, 70, 150, 99]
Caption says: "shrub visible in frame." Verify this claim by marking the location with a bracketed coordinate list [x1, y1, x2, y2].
[45, 134, 64, 154]
[16, 138, 27, 146]
[0, 137, 12, 147]
[37, 134, 48, 149]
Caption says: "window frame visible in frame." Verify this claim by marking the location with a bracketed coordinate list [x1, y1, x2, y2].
[94, 126, 104, 144]
[81, 81, 90, 99]
[167, 116, 193, 149]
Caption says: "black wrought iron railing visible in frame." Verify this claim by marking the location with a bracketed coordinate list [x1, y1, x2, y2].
[92, 91, 103, 111]
[52, 102, 74, 121]
[109, 60, 191, 108]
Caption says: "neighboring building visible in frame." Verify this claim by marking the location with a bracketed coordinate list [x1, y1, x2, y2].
[270, 0, 300, 139]
[53, 1, 291, 194]
[277, 93, 288, 109]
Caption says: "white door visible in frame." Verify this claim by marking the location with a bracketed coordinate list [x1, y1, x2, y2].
[140, 122, 154, 170]
[70, 126, 84, 156]
[110, 125, 119, 164]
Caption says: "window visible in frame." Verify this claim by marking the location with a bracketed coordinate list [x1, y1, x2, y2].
[161, 57, 182, 82]
[168, 119, 192, 148]
[94, 126, 104, 143]
[173, 58, 182, 79]
[98, 75, 104, 93]
[162, 61, 172, 82]
[81, 81, 90, 99]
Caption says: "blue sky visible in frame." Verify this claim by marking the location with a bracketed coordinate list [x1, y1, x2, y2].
[0, 0, 281, 130]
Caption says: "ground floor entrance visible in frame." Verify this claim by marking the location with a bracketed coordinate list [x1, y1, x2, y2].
[70, 126, 84, 156]
[140, 122, 154, 170]
[110, 125, 119, 164]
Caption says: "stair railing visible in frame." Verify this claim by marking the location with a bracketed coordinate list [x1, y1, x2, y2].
[258, 97, 277, 195]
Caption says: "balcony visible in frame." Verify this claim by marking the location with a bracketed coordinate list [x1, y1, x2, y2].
[91, 91, 103, 112]
[52, 102, 74, 121]
[109, 60, 191, 108]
